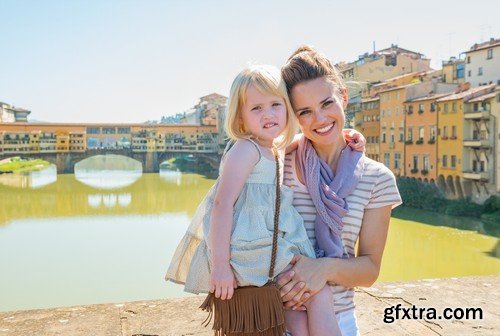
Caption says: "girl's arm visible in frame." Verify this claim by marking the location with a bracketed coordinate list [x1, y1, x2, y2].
[278, 205, 392, 308]
[209, 140, 260, 301]
[343, 128, 366, 152]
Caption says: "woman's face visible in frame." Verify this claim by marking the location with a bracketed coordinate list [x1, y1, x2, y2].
[290, 77, 348, 148]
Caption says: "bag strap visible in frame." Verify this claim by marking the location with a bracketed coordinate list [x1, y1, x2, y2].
[268, 146, 280, 281]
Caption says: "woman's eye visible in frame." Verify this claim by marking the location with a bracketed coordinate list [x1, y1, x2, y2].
[298, 110, 310, 116]
[272, 102, 282, 107]
[322, 100, 333, 108]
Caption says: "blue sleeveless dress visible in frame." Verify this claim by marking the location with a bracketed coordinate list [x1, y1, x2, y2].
[166, 139, 315, 294]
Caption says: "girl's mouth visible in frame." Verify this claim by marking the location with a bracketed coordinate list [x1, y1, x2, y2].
[263, 122, 278, 129]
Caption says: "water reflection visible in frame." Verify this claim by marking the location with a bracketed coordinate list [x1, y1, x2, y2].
[159, 168, 182, 186]
[87, 193, 132, 208]
[0, 164, 57, 189]
[75, 154, 143, 190]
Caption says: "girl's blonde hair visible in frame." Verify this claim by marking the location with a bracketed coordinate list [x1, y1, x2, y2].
[224, 64, 297, 148]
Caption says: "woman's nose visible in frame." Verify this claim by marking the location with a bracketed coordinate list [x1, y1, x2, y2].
[313, 108, 326, 123]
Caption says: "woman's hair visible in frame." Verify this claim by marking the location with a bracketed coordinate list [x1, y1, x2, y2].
[281, 45, 345, 95]
[224, 64, 297, 148]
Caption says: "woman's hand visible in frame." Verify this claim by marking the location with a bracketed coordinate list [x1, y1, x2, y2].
[210, 263, 237, 300]
[276, 255, 330, 309]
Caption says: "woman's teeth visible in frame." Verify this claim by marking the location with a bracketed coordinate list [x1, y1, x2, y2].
[315, 123, 334, 134]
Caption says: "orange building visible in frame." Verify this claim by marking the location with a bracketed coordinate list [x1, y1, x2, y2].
[359, 97, 380, 161]
[404, 93, 451, 183]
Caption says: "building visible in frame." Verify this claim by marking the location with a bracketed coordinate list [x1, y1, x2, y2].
[0, 102, 31, 123]
[0, 123, 219, 155]
[435, 84, 496, 199]
[442, 57, 465, 84]
[403, 92, 452, 183]
[340, 45, 432, 129]
[179, 93, 227, 126]
[359, 97, 380, 161]
[464, 38, 500, 86]
[340, 44, 432, 84]
[462, 85, 499, 203]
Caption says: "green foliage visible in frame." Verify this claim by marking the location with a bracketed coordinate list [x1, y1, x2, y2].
[0, 157, 51, 173]
[396, 177, 492, 221]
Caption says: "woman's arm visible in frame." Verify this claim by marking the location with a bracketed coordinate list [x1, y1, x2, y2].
[277, 204, 392, 307]
[209, 140, 260, 300]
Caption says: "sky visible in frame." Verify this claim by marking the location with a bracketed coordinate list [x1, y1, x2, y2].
[0, 0, 499, 123]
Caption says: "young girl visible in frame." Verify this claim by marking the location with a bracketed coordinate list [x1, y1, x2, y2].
[166, 64, 365, 336]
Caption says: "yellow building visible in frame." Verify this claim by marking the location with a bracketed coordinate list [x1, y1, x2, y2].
[56, 131, 70, 152]
[442, 57, 465, 84]
[436, 84, 496, 198]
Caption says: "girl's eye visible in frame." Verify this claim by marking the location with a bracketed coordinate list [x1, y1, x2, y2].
[251, 106, 261, 111]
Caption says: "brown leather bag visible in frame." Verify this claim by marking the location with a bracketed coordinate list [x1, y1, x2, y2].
[199, 147, 286, 336]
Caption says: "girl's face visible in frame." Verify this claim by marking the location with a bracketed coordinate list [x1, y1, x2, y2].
[239, 84, 287, 147]
[290, 77, 347, 148]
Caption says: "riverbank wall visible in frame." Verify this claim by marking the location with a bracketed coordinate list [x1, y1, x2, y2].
[1, 276, 498, 335]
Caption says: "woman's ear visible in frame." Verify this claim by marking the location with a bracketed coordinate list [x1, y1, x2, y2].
[340, 88, 348, 109]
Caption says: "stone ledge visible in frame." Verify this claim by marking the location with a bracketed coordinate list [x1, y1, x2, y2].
[1, 276, 498, 336]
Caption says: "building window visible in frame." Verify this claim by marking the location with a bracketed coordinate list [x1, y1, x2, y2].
[399, 132, 404, 142]
[419, 126, 425, 140]
[430, 102, 436, 112]
[413, 155, 418, 170]
[452, 126, 457, 138]
[451, 155, 456, 168]
[442, 155, 448, 167]
[452, 102, 457, 112]
[418, 104, 424, 113]
[382, 132, 386, 143]
[468, 70, 472, 77]
[444, 103, 449, 113]
[407, 127, 413, 141]
[384, 153, 390, 168]
[390, 132, 395, 143]
[394, 153, 401, 169]
[487, 48, 493, 60]
[478, 67, 483, 76]
[467, 56, 471, 64]
[423, 155, 429, 171]
[443, 126, 448, 138]
[456, 63, 464, 78]
[430, 126, 437, 141]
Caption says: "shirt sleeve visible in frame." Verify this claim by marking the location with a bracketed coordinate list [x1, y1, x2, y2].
[365, 164, 403, 209]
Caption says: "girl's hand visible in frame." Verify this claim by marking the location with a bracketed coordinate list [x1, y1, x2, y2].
[343, 129, 366, 152]
[210, 264, 237, 300]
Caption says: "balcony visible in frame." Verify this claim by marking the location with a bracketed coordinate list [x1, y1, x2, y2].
[421, 169, 429, 175]
[416, 139, 424, 145]
[428, 138, 436, 144]
[464, 139, 490, 148]
[405, 139, 413, 145]
[410, 168, 419, 174]
[463, 171, 489, 181]
[464, 111, 490, 120]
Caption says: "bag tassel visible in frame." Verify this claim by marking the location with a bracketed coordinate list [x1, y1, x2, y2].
[199, 284, 286, 336]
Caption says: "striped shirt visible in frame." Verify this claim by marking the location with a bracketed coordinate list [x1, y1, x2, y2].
[283, 151, 402, 314]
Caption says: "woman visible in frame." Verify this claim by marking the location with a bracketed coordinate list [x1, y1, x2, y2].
[277, 46, 402, 335]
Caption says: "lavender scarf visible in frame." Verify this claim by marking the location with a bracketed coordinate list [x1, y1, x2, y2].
[296, 136, 365, 258]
